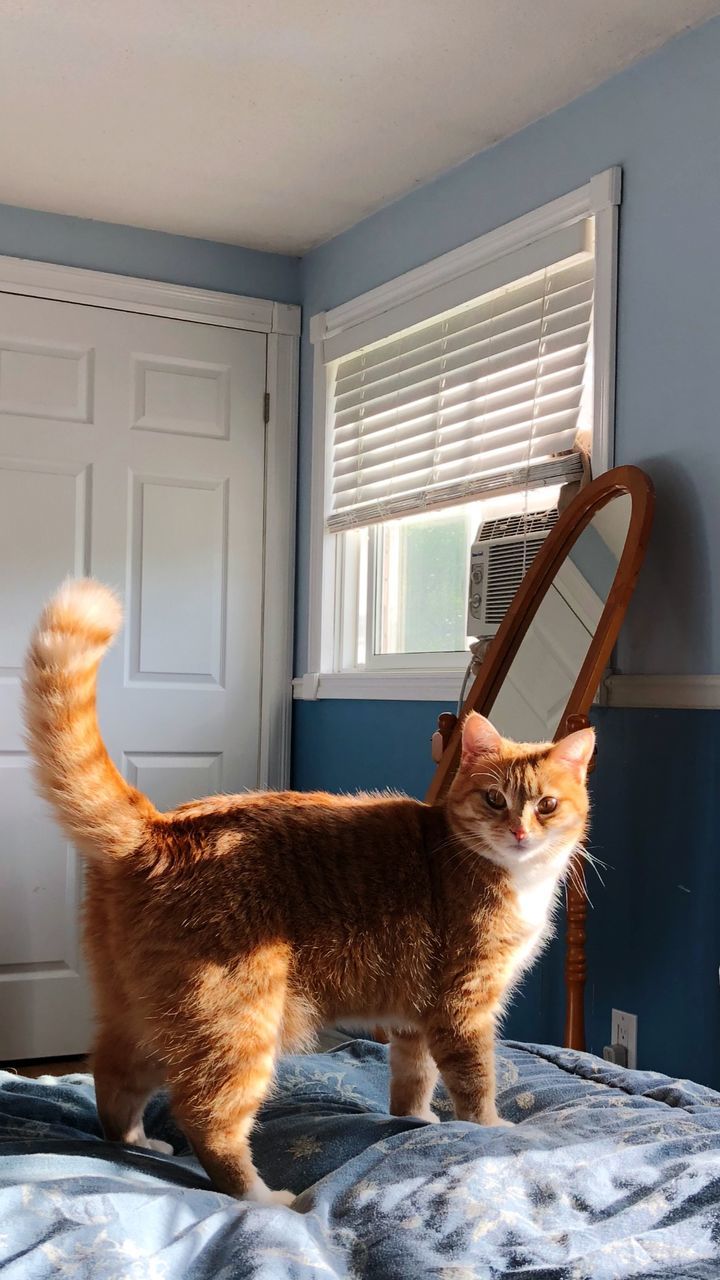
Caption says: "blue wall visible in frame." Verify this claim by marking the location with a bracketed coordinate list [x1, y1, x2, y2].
[0, 202, 301, 303]
[292, 699, 444, 799]
[582, 707, 720, 1086]
[297, 15, 720, 675]
[292, 17, 720, 1084]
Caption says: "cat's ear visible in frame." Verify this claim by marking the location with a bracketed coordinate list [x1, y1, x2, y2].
[548, 728, 595, 779]
[461, 712, 502, 765]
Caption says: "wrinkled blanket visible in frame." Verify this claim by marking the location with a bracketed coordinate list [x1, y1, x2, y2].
[2, 1038, 720, 1278]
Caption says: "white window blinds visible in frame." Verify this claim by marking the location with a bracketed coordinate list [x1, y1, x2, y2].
[326, 249, 593, 533]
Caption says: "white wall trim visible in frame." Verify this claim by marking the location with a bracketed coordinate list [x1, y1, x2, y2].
[0, 253, 299, 788]
[260, 332, 300, 787]
[322, 222, 591, 363]
[302, 168, 621, 698]
[312, 167, 620, 354]
[306, 311, 337, 677]
[297, 672, 720, 709]
[591, 191, 620, 472]
[293, 670, 464, 702]
[603, 674, 720, 709]
[0, 253, 301, 335]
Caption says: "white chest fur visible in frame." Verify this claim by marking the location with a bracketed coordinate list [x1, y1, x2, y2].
[509, 864, 564, 977]
[515, 876, 559, 933]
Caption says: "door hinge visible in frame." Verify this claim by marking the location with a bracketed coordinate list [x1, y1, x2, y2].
[263, 391, 270, 424]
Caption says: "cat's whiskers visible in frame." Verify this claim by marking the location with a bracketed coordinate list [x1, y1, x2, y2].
[444, 843, 481, 877]
[565, 858, 591, 905]
[575, 842, 606, 888]
[470, 766, 506, 788]
[443, 837, 486, 884]
[434, 836, 473, 867]
[433, 830, 469, 853]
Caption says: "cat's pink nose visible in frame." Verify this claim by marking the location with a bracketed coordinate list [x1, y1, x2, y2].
[511, 827, 527, 843]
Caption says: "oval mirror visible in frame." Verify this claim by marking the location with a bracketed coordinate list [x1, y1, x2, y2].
[489, 493, 632, 741]
[425, 464, 654, 1049]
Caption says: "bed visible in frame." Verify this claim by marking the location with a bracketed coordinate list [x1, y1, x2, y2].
[3, 1036, 720, 1278]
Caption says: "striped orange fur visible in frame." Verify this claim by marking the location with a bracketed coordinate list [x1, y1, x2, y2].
[23, 579, 594, 1204]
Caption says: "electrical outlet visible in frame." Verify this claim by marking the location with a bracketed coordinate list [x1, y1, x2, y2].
[611, 1009, 637, 1070]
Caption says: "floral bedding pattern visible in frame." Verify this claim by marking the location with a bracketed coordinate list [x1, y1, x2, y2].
[2, 1038, 720, 1278]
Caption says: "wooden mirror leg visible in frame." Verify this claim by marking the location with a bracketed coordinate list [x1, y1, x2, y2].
[564, 858, 587, 1051]
[563, 713, 592, 1050]
[563, 710, 596, 1049]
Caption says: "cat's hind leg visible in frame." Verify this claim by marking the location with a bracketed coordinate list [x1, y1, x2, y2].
[172, 1048, 293, 1203]
[389, 1026, 439, 1123]
[93, 1027, 171, 1154]
[86, 868, 172, 1154]
[168, 964, 294, 1204]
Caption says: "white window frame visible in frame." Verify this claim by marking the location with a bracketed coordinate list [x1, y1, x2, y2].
[297, 167, 621, 702]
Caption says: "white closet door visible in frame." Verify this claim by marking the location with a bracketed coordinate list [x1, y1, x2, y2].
[0, 291, 267, 1059]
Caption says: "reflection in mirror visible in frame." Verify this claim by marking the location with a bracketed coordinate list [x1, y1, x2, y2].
[488, 493, 632, 740]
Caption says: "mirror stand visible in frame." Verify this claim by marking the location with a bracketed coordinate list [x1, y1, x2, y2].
[425, 466, 654, 1050]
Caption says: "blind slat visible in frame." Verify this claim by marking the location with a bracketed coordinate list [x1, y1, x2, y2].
[332, 378, 586, 479]
[335, 256, 592, 380]
[326, 455, 584, 532]
[333, 334, 589, 440]
[332, 409, 581, 500]
[334, 275, 593, 403]
[333, 346, 589, 450]
[334, 309, 591, 424]
[327, 250, 594, 531]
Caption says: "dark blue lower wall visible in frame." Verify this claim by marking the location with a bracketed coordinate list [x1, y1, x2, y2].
[292, 700, 720, 1087]
[291, 698, 447, 799]
[582, 707, 720, 1086]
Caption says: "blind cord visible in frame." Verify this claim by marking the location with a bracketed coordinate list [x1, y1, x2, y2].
[456, 637, 493, 717]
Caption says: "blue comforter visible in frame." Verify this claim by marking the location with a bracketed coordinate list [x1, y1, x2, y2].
[2, 1039, 720, 1278]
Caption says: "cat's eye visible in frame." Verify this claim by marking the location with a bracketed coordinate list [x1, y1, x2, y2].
[537, 796, 558, 816]
[485, 788, 507, 810]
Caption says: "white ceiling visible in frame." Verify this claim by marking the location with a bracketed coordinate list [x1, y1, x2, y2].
[1, 1, 719, 255]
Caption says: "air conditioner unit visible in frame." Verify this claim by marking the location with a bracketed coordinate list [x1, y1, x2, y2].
[467, 505, 559, 639]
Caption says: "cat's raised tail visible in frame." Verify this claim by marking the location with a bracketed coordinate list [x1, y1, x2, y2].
[22, 578, 158, 859]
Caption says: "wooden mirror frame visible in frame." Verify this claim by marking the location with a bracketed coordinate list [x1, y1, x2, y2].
[424, 464, 655, 1051]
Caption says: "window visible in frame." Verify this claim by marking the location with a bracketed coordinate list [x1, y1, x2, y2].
[301, 169, 620, 701]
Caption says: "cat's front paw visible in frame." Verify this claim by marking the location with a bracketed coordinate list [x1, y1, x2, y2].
[245, 1177, 295, 1208]
[484, 1109, 513, 1128]
[136, 1137, 174, 1155]
[414, 1107, 440, 1124]
[459, 1106, 513, 1127]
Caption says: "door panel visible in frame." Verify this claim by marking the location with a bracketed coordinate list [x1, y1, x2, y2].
[124, 752, 224, 811]
[131, 475, 228, 683]
[0, 336, 93, 422]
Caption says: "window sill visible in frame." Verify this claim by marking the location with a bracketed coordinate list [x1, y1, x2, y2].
[293, 669, 466, 702]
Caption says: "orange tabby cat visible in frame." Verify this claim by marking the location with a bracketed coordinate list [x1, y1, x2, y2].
[23, 579, 594, 1205]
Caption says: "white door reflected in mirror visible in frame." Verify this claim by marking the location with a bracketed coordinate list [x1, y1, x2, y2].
[488, 494, 632, 741]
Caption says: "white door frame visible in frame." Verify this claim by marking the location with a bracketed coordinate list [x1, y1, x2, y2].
[0, 253, 300, 790]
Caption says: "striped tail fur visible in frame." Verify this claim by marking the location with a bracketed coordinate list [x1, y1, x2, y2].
[22, 579, 158, 859]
